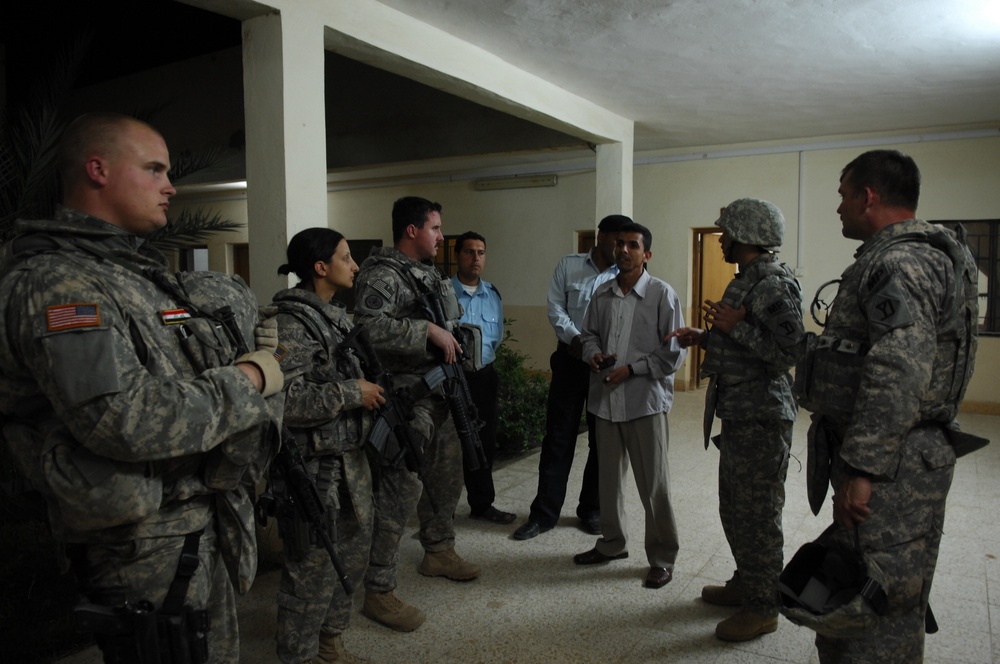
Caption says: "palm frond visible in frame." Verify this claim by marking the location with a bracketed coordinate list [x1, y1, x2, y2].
[146, 207, 244, 250]
[126, 103, 172, 126]
[0, 31, 92, 243]
[170, 146, 224, 182]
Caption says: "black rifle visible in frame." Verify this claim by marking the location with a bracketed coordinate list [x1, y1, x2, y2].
[267, 428, 353, 594]
[217, 307, 353, 595]
[339, 324, 440, 514]
[418, 291, 489, 471]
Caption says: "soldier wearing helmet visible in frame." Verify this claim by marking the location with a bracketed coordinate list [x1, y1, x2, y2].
[715, 197, 785, 255]
[667, 197, 805, 642]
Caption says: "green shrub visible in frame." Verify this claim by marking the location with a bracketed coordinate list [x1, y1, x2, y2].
[494, 319, 549, 457]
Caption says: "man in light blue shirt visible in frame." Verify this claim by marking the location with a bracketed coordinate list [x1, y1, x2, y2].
[451, 231, 514, 524]
[513, 214, 631, 541]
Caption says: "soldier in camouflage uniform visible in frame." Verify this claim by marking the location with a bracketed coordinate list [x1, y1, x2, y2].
[0, 113, 284, 663]
[353, 196, 480, 632]
[668, 198, 804, 641]
[267, 228, 386, 663]
[794, 150, 978, 662]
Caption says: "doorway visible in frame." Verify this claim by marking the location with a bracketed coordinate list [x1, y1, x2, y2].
[691, 228, 736, 388]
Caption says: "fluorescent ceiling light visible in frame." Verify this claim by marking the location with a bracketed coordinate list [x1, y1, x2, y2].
[473, 174, 558, 191]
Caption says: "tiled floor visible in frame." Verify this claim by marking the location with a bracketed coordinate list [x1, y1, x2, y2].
[59, 389, 1000, 663]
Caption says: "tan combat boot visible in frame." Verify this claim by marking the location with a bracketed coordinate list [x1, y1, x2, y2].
[715, 610, 779, 642]
[417, 548, 481, 581]
[313, 633, 370, 664]
[701, 578, 744, 606]
[361, 590, 426, 632]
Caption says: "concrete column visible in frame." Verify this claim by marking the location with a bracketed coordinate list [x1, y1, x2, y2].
[242, 9, 327, 302]
[595, 132, 634, 224]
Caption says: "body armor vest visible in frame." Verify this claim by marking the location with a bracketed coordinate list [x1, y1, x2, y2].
[796, 223, 978, 423]
[265, 294, 369, 455]
[701, 257, 800, 385]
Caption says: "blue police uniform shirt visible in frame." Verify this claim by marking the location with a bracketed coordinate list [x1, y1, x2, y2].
[452, 275, 503, 367]
[546, 249, 619, 346]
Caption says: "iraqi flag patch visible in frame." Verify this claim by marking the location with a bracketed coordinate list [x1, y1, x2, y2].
[46, 303, 101, 331]
[161, 308, 192, 325]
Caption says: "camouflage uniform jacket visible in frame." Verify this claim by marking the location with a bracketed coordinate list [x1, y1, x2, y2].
[265, 288, 370, 455]
[0, 211, 276, 544]
[806, 219, 978, 479]
[702, 253, 804, 421]
[353, 247, 462, 386]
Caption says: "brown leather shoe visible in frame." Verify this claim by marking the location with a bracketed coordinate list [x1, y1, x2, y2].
[644, 566, 672, 588]
[573, 548, 628, 565]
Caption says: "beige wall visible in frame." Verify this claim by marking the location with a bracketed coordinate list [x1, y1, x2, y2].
[173, 133, 1000, 410]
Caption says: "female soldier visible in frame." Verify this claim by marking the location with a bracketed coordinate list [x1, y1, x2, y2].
[269, 228, 384, 664]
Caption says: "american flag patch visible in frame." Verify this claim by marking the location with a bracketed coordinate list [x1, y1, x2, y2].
[46, 303, 101, 331]
[371, 278, 394, 301]
[273, 345, 288, 362]
[161, 308, 191, 325]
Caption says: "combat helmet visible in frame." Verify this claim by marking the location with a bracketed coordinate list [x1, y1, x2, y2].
[778, 524, 889, 639]
[715, 198, 784, 251]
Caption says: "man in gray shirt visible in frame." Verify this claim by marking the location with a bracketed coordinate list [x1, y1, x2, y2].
[573, 222, 687, 591]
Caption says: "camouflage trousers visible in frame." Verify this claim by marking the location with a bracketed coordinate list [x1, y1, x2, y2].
[366, 393, 463, 593]
[275, 448, 374, 664]
[718, 418, 791, 616]
[816, 424, 955, 663]
[79, 523, 238, 663]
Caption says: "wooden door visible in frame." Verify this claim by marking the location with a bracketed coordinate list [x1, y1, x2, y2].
[691, 228, 736, 388]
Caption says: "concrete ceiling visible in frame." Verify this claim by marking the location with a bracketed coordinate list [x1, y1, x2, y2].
[4, 0, 999, 173]
[372, 0, 1000, 151]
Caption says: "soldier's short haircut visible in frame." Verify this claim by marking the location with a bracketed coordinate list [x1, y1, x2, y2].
[391, 196, 443, 243]
[841, 149, 921, 211]
[279, 227, 346, 285]
[57, 112, 156, 196]
[618, 221, 653, 252]
[454, 231, 486, 256]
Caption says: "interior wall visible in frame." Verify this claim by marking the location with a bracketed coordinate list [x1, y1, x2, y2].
[172, 133, 1000, 409]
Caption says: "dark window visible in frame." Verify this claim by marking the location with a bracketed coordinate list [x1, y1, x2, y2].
[232, 244, 250, 286]
[938, 220, 997, 335]
[437, 236, 461, 278]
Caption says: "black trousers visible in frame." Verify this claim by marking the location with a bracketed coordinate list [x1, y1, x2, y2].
[463, 363, 500, 514]
[527, 344, 600, 527]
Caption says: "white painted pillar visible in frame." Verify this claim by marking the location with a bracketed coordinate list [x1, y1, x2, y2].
[595, 130, 634, 224]
[241, 9, 327, 302]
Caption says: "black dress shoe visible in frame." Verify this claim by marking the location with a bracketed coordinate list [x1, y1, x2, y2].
[644, 566, 673, 588]
[470, 506, 517, 525]
[579, 515, 602, 535]
[573, 548, 628, 565]
[513, 521, 551, 540]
